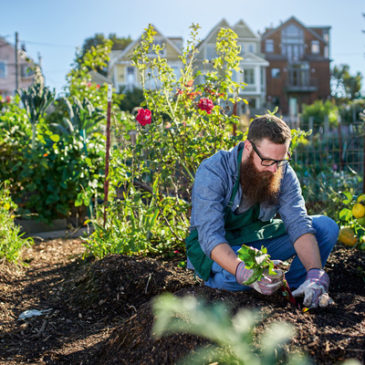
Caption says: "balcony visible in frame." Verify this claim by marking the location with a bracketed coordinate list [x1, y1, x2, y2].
[285, 68, 318, 92]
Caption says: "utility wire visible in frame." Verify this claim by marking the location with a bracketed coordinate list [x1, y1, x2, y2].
[20, 40, 77, 48]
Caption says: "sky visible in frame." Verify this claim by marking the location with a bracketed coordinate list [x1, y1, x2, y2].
[1, 0, 364, 94]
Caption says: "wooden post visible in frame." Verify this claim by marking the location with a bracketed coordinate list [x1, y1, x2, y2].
[232, 102, 237, 136]
[103, 84, 112, 228]
[363, 130, 365, 193]
[337, 116, 344, 171]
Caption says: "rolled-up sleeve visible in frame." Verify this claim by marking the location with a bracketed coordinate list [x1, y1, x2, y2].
[190, 159, 230, 258]
[278, 165, 316, 244]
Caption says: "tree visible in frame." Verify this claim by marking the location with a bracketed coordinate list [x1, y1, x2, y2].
[79, 33, 132, 59]
[332, 64, 363, 101]
[76, 33, 132, 75]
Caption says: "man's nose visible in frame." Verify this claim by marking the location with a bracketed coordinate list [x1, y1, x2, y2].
[266, 163, 278, 173]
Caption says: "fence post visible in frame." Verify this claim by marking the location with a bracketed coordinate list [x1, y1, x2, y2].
[103, 84, 113, 228]
[337, 116, 344, 171]
[363, 129, 365, 193]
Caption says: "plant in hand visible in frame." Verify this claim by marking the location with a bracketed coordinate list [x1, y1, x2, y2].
[237, 244, 297, 306]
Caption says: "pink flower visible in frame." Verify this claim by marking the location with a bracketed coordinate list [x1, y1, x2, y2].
[136, 108, 152, 126]
[197, 97, 214, 114]
[96, 84, 100, 89]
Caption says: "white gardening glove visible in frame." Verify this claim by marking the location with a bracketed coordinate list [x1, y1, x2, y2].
[235, 261, 284, 295]
[292, 268, 334, 308]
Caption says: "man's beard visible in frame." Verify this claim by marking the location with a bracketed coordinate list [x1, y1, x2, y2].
[240, 151, 283, 205]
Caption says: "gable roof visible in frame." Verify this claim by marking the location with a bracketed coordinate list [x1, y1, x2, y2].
[109, 24, 182, 69]
[262, 16, 329, 43]
[232, 19, 259, 40]
[196, 18, 230, 49]
[241, 52, 269, 66]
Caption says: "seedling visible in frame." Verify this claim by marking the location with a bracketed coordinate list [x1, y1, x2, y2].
[237, 244, 303, 309]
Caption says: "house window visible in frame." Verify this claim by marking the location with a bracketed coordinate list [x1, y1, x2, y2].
[271, 68, 281, 78]
[126, 66, 136, 86]
[265, 39, 274, 53]
[244, 69, 255, 84]
[206, 44, 216, 60]
[281, 24, 304, 62]
[21, 64, 34, 78]
[0, 61, 6, 78]
[311, 40, 320, 54]
[232, 69, 243, 82]
[248, 43, 256, 53]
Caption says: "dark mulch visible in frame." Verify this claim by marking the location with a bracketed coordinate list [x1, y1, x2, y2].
[0, 238, 364, 364]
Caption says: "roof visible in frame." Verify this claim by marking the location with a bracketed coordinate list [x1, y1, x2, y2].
[109, 24, 182, 70]
[262, 16, 329, 43]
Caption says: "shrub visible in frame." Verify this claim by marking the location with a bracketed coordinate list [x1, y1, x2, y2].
[0, 183, 33, 263]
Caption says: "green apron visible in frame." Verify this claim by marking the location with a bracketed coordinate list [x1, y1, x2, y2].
[186, 146, 287, 281]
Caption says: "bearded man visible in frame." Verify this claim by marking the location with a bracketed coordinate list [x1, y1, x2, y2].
[186, 115, 338, 308]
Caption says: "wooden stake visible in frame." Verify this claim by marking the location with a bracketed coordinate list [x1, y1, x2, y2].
[103, 84, 112, 228]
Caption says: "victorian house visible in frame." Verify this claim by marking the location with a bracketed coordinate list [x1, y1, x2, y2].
[108, 25, 183, 92]
[261, 16, 331, 116]
[195, 19, 269, 115]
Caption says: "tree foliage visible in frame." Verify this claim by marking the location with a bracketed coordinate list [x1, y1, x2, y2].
[332, 64, 363, 101]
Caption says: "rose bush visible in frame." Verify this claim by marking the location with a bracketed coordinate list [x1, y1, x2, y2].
[84, 24, 247, 257]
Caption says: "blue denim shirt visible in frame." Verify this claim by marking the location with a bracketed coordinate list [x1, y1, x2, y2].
[189, 141, 316, 259]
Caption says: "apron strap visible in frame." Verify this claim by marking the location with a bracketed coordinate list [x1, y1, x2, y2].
[227, 145, 243, 208]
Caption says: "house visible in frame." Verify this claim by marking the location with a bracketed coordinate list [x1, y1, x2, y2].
[195, 19, 269, 115]
[0, 36, 42, 97]
[261, 16, 331, 116]
[108, 25, 183, 92]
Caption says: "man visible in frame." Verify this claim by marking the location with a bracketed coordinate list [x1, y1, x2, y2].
[186, 115, 339, 308]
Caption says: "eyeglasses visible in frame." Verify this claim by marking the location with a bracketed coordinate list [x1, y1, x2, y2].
[249, 140, 291, 167]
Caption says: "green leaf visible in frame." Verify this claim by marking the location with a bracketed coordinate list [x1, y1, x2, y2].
[339, 208, 352, 221]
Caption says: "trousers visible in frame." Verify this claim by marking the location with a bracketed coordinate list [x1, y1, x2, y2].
[204, 215, 339, 291]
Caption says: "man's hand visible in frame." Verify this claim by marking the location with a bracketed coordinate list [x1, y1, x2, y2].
[235, 261, 284, 295]
[292, 268, 334, 308]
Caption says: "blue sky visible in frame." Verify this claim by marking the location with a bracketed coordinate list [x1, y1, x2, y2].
[1, 0, 364, 93]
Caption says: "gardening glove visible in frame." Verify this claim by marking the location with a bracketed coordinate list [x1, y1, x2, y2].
[235, 261, 284, 295]
[292, 268, 334, 308]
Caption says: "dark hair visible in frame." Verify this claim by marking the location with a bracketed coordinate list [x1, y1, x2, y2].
[247, 115, 291, 144]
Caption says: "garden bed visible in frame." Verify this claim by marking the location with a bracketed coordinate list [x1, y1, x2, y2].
[0, 238, 364, 364]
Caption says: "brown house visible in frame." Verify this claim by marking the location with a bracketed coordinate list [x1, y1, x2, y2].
[261, 16, 331, 116]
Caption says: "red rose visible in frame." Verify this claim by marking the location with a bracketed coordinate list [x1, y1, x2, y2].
[197, 97, 214, 114]
[136, 108, 152, 126]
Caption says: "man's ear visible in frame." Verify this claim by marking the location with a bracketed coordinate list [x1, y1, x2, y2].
[244, 140, 252, 152]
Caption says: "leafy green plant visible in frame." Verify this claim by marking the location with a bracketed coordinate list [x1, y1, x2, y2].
[337, 191, 365, 249]
[0, 182, 33, 263]
[19, 82, 55, 149]
[83, 173, 190, 258]
[153, 293, 309, 365]
[237, 245, 276, 285]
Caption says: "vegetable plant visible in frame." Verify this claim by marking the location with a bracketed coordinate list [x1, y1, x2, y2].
[0, 182, 33, 263]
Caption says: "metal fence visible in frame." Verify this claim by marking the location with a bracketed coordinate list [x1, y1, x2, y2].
[283, 117, 365, 198]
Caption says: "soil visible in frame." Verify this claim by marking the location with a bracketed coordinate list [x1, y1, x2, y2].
[0, 238, 364, 365]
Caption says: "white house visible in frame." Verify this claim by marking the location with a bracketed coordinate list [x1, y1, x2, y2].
[108, 25, 183, 92]
[195, 19, 269, 114]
